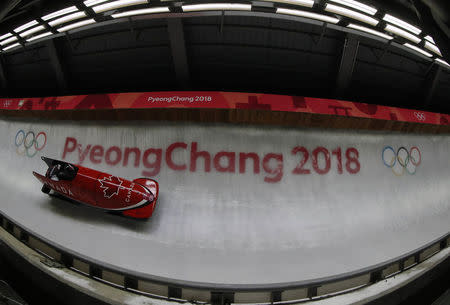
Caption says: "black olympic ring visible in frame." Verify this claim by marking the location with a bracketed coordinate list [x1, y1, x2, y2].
[14, 129, 47, 158]
[382, 146, 421, 176]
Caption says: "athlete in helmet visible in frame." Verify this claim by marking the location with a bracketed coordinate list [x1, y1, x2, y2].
[46, 163, 76, 181]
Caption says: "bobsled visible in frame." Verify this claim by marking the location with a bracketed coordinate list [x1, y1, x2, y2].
[33, 157, 158, 219]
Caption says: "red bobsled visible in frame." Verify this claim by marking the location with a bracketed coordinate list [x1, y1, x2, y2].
[33, 157, 158, 219]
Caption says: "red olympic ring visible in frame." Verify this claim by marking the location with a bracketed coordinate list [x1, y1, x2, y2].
[35, 131, 47, 151]
[409, 146, 421, 166]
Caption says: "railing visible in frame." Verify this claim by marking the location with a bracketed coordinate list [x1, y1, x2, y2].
[0, 211, 448, 304]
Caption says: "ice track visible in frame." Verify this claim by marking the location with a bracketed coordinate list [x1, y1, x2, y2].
[1, 118, 449, 287]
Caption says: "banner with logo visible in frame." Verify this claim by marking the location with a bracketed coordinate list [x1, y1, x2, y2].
[1, 119, 449, 285]
[1, 91, 448, 126]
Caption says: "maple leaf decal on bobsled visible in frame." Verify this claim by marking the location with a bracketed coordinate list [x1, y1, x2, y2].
[99, 175, 123, 199]
[33, 157, 159, 219]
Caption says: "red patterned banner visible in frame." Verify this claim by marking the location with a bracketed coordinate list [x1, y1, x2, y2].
[1, 91, 448, 126]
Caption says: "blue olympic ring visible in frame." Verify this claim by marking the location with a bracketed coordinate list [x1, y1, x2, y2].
[15, 130, 25, 147]
[382, 146, 396, 168]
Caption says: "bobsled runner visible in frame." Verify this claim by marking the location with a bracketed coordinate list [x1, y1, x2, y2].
[33, 157, 158, 219]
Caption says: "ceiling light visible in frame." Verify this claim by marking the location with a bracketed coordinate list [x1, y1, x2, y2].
[329, 0, 376, 15]
[93, 0, 147, 13]
[26, 32, 53, 42]
[403, 43, 432, 57]
[435, 58, 449, 67]
[0, 36, 18, 46]
[385, 24, 421, 44]
[84, 0, 109, 6]
[276, 7, 340, 23]
[383, 14, 421, 35]
[49, 12, 87, 26]
[424, 41, 442, 56]
[112, 7, 170, 18]
[3, 43, 21, 51]
[42, 6, 78, 21]
[182, 3, 252, 12]
[19, 25, 45, 38]
[14, 20, 39, 33]
[269, 0, 314, 8]
[57, 19, 96, 32]
[0, 33, 13, 40]
[347, 23, 393, 40]
[325, 4, 378, 26]
[424, 35, 435, 44]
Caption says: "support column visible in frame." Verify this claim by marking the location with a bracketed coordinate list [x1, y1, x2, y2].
[167, 18, 190, 89]
[335, 34, 359, 98]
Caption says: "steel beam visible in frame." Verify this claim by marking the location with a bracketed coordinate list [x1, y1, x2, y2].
[0, 55, 8, 92]
[335, 34, 359, 98]
[0, 0, 21, 21]
[167, 18, 190, 89]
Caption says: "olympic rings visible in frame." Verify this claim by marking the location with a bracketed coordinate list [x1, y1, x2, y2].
[414, 112, 426, 121]
[14, 129, 47, 158]
[382, 145, 421, 176]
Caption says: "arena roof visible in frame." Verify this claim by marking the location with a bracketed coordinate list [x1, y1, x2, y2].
[0, 0, 448, 113]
